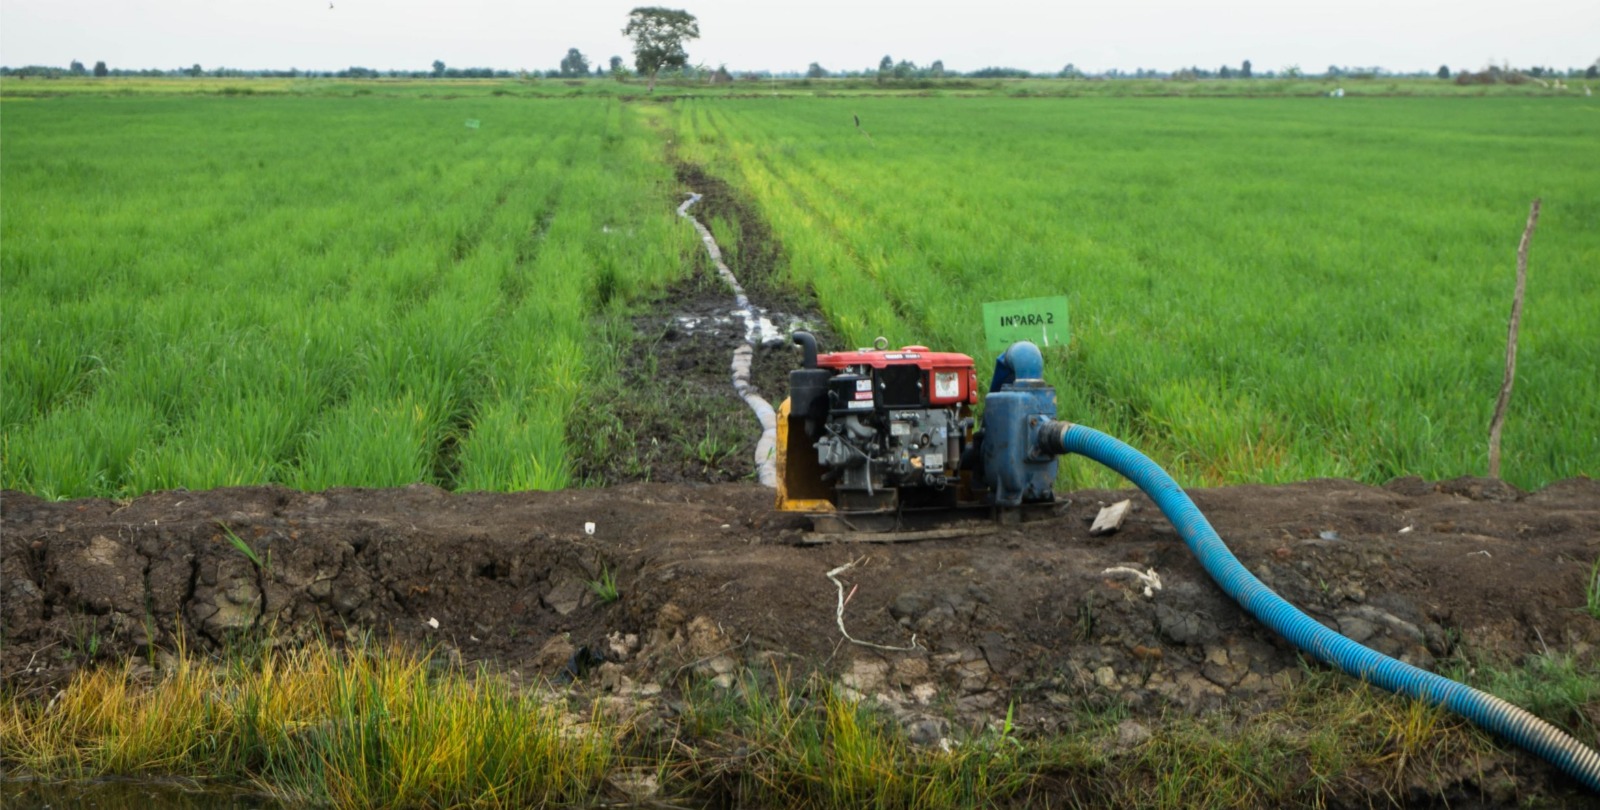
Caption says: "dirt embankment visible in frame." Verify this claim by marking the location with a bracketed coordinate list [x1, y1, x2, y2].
[6, 478, 1597, 753]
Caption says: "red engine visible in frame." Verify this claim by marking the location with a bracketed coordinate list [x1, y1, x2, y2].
[785, 334, 978, 513]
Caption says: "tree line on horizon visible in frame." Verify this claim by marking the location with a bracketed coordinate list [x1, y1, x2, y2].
[6, 56, 1597, 83]
[8, 4, 1596, 87]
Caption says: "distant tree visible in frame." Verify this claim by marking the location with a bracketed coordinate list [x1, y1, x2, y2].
[622, 6, 699, 93]
[877, 55, 892, 83]
[69, 60, 87, 75]
[609, 55, 625, 72]
[806, 62, 828, 79]
[1219, 64, 1233, 79]
[968, 66, 1031, 79]
[1058, 63, 1079, 78]
[559, 47, 590, 77]
[432, 59, 446, 77]
[1240, 59, 1252, 78]
[92, 60, 108, 77]
[1282, 64, 1302, 78]
[930, 59, 945, 78]
[893, 59, 915, 79]
[1587, 61, 1598, 79]
[1437, 64, 1451, 80]
[187, 63, 203, 77]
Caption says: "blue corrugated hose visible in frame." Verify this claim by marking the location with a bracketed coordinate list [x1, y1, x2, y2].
[1050, 422, 1600, 793]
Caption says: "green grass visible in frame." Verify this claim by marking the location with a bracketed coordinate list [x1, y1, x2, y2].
[671, 95, 1600, 490]
[6, 647, 1593, 808]
[1587, 557, 1600, 621]
[0, 638, 615, 807]
[586, 563, 620, 604]
[4, 92, 1596, 497]
[1, 95, 693, 497]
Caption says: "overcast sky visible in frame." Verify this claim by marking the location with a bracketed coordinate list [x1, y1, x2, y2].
[2, 0, 1596, 75]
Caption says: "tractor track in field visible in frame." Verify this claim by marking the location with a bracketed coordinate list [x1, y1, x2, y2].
[3, 475, 1599, 802]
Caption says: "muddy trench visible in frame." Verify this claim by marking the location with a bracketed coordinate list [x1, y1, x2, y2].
[567, 161, 834, 488]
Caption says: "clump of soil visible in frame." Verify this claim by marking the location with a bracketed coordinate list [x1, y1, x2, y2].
[4, 476, 1598, 799]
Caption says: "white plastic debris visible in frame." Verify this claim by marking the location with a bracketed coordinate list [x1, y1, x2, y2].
[1102, 566, 1163, 598]
[425, 617, 440, 629]
[1399, 525, 1413, 534]
[1090, 500, 1132, 537]
[584, 522, 596, 536]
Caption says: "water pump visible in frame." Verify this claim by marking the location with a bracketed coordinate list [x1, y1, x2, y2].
[776, 331, 1070, 530]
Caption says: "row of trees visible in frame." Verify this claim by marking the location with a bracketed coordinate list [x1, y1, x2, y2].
[10, 28, 1597, 86]
[10, 58, 1598, 83]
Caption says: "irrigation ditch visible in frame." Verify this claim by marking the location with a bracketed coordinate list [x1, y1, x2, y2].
[565, 162, 833, 490]
[675, 185, 777, 486]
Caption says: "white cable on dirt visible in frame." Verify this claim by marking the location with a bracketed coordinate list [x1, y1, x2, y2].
[677, 192, 778, 488]
[827, 558, 920, 652]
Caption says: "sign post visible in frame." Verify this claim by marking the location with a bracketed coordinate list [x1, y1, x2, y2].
[982, 296, 1069, 352]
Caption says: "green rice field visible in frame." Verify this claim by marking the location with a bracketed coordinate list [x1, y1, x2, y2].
[3, 85, 1597, 497]
[2, 95, 691, 497]
[674, 95, 1600, 489]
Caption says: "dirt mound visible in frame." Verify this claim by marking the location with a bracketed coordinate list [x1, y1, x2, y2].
[5, 475, 1596, 695]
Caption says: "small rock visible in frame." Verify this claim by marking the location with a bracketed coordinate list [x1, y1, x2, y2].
[1155, 604, 1216, 646]
[535, 635, 576, 673]
[596, 662, 632, 693]
[542, 580, 587, 616]
[684, 615, 729, 658]
[952, 659, 991, 693]
[605, 631, 639, 661]
[957, 692, 1000, 712]
[1115, 719, 1152, 749]
[979, 632, 1010, 672]
[1093, 666, 1117, 688]
[1337, 616, 1377, 643]
[892, 657, 929, 686]
[1201, 646, 1243, 687]
[842, 658, 889, 693]
[905, 717, 950, 748]
[710, 673, 735, 690]
[609, 768, 659, 800]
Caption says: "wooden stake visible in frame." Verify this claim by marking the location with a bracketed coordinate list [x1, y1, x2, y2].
[1488, 198, 1541, 480]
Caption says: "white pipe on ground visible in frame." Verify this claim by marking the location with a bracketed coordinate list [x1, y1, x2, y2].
[677, 192, 778, 487]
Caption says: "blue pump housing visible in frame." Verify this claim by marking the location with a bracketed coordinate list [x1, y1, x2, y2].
[979, 342, 1060, 506]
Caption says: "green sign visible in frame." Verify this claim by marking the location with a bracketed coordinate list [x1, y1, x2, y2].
[982, 296, 1069, 352]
